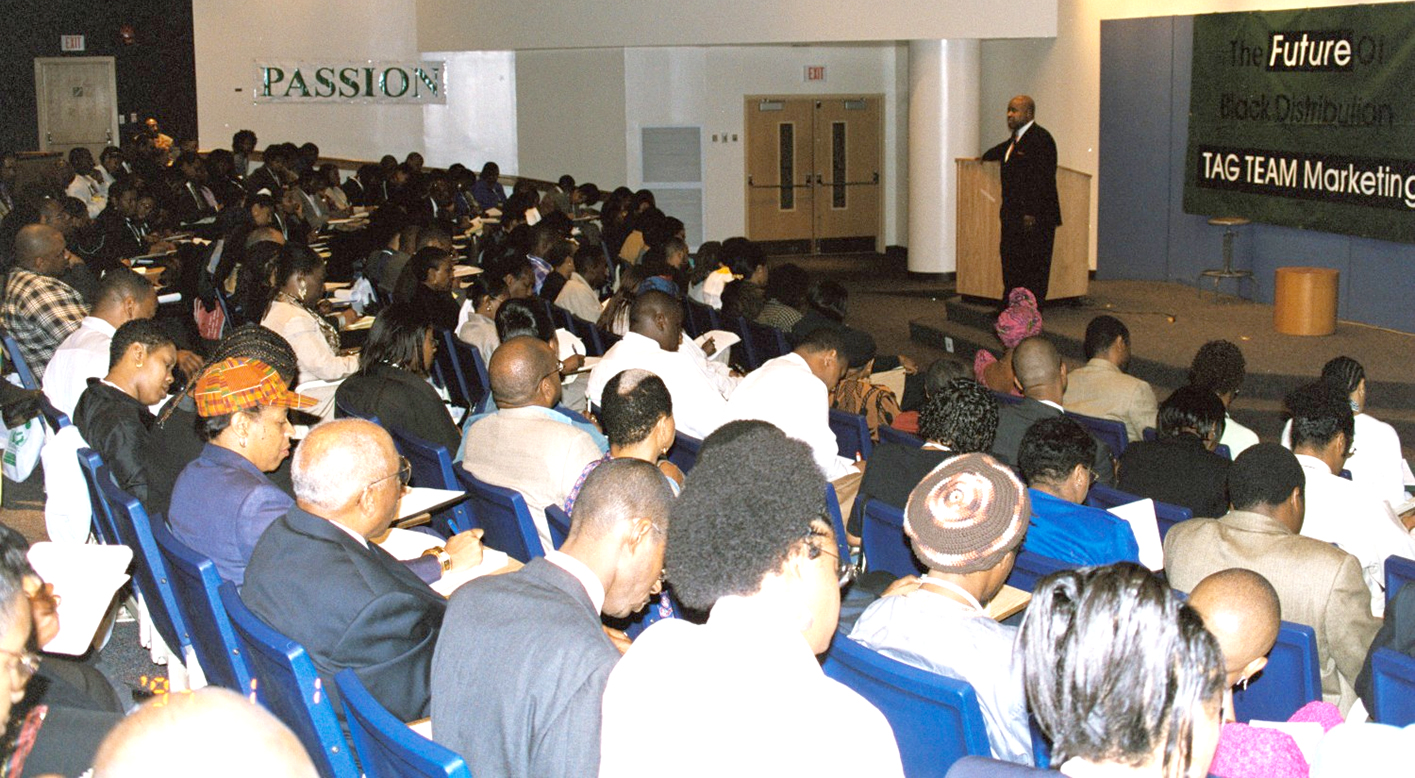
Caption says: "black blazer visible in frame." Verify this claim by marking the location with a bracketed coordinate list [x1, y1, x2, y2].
[982, 123, 1061, 227]
[335, 363, 461, 453]
[990, 397, 1116, 486]
[1117, 435, 1230, 519]
[241, 506, 447, 721]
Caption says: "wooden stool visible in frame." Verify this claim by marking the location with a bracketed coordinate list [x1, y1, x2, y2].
[1199, 216, 1253, 300]
[1273, 267, 1339, 336]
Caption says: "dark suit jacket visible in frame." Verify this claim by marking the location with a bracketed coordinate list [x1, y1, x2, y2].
[990, 397, 1115, 486]
[1117, 435, 1230, 519]
[982, 123, 1061, 227]
[93, 207, 144, 269]
[335, 364, 461, 453]
[241, 506, 447, 721]
[432, 557, 619, 778]
[853, 443, 951, 536]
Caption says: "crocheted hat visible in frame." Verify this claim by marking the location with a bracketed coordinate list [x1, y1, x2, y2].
[904, 453, 1030, 573]
[193, 357, 316, 417]
[995, 287, 1043, 349]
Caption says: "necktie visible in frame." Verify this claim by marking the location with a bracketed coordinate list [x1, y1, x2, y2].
[1005, 132, 1018, 163]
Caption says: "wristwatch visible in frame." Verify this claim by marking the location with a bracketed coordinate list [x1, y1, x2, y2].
[422, 546, 453, 573]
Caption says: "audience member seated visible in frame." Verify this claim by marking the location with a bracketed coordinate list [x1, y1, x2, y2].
[587, 290, 731, 439]
[43, 268, 157, 416]
[537, 236, 576, 304]
[890, 357, 968, 436]
[1062, 314, 1158, 442]
[95, 179, 171, 271]
[1189, 339, 1260, 457]
[950, 563, 1223, 778]
[724, 326, 856, 481]
[555, 243, 608, 323]
[974, 288, 1043, 396]
[1283, 356, 1413, 512]
[599, 421, 904, 776]
[1118, 385, 1232, 519]
[565, 369, 682, 513]
[433, 459, 672, 776]
[1016, 416, 1141, 566]
[526, 223, 562, 296]
[1285, 381, 1415, 613]
[1357, 579, 1415, 719]
[65, 147, 108, 218]
[790, 279, 882, 370]
[493, 296, 590, 414]
[855, 379, 998, 537]
[392, 246, 459, 332]
[456, 276, 508, 366]
[336, 303, 461, 452]
[471, 162, 507, 211]
[757, 261, 808, 332]
[243, 419, 483, 722]
[851, 453, 1035, 764]
[1, 224, 88, 373]
[260, 244, 358, 418]
[91, 687, 318, 778]
[463, 336, 603, 548]
[72, 319, 179, 517]
[1164, 443, 1381, 713]
[168, 358, 313, 586]
[989, 336, 1115, 485]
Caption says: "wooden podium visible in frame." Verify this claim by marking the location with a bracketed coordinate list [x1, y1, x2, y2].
[956, 159, 1091, 301]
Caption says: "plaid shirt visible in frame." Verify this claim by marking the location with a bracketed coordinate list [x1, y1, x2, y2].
[1, 269, 88, 373]
[757, 300, 803, 332]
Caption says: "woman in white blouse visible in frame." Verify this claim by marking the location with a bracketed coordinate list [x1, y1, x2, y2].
[260, 245, 358, 419]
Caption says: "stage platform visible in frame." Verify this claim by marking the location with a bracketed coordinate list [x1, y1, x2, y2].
[908, 280, 1415, 448]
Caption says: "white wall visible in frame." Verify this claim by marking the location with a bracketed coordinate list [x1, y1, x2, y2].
[417, 0, 1055, 50]
[514, 50, 627, 188]
[979, 0, 1414, 267]
[193, 0, 427, 160]
[422, 51, 517, 173]
[622, 44, 909, 246]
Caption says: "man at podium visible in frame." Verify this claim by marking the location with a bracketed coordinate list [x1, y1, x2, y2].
[982, 95, 1061, 305]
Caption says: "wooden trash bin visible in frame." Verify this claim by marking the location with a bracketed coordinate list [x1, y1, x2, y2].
[1273, 267, 1339, 336]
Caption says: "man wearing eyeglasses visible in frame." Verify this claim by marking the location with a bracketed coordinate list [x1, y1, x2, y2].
[242, 418, 485, 723]
[432, 458, 672, 777]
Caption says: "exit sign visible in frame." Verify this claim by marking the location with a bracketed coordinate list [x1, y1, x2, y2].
[804, 65, 826, 82]
[61, 35, 85, 52]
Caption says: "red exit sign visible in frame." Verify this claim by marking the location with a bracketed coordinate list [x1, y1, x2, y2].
[61, 35, 85, 52]
[804, 65, 826, 82]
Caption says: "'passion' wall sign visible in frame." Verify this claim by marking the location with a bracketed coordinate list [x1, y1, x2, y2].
[253, 61, 446, 104]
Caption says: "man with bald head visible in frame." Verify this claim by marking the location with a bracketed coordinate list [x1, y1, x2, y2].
[1, 223, 88, 372]
[981, 95, 1061, 304]
[586, 290, 731, 438]
[989, 335, 1115, 485]
[464, 336, 603, 549]
[1188, 568, 1282, 718]
[243, 419, 477, 722]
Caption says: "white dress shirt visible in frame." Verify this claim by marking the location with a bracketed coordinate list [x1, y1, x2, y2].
[724, 352, 853, 480]
[555, 272, 602, 323]
[1219, 413, 1260, 457]
[1283, 414, 1413, 510]
[585, 332, 730, 439]
[1296, 453, 1415, 614]
[42, 316, 116, 416]
[599, 595, 904, 777]
[65, 174, 107, 218]
[544, 549, 605, 613]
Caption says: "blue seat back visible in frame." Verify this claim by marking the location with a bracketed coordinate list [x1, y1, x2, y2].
[990, 390, 1023, 406]
[36, 394, 71, 432]
[86, 456, 192, 659]
[878, 426, 924, 448]
[824, 483, 852, 563]
[334, 670, 472, 778]
[389, 427, 474, 535]
[151, 521, 253, 693]
[1005, 551, 1071, 593]
[544, 504, 571, 549]
[744, 318, 790, 368]
[593, 325, 621, 354]
[213, 286, 237, 334]
[217, 582, 359, 778]
[1231, 621, 1321, 723]
[828, 408, 873, 460]
[666, 431, 702, 474]
[822, 633, 992, 776]
[0, 331, 38, 390]
[333, 394, 381, 426]
[719, 314, 758, 371]
[568, 315, 603, 356]
[1386, 554, 1415, 608]
[547, 303, 576, 332]
[1064, 410, 1128, 457]
[454, 469, 546, 562]
[435, 330, 490, 414]
[1370, 648, 1415, 726]
[76, 448, 120, 545]
[1084, 483, 1192, 541]
[684, 299, 719, 340]
[860, 499, 924, 578]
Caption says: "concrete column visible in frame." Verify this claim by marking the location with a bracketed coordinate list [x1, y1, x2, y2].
[907, 39, 979, 275]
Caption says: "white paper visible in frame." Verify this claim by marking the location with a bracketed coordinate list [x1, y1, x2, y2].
[397, 487, 467, 522]
[870, 366, 908, 400]
[374, 526, 444, 559]
[344, 315, 376, 331]
[156, 293, 182, 304]
[695, 329, 740, 350]
[431, 550, 510, 597]
[373, 527, 511, 598]
[485, 208, 502, 218]
[1105, 499, 1164, 572]
[27, 542, 132, 656]
[452, 265, 483, 278]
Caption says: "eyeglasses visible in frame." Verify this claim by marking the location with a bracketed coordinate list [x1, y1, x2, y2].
[814, 545, 856, 587]
[0, 648, 41, 682]
[368, 456, 412, 490]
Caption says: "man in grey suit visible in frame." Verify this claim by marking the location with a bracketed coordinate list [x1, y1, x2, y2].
[431, 458, 672, 778]
[1164, 443, 1381, 713]
[990, 337, 1115, 485]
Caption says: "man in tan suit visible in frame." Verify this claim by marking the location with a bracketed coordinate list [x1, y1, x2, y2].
[1062, 315, 1157, 442]
[1164, 443, 1380, 713]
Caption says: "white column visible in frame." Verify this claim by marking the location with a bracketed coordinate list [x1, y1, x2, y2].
[907, 39, 979, 274]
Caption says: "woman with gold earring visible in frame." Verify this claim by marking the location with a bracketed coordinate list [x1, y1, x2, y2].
[260, 244, 359, 419]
